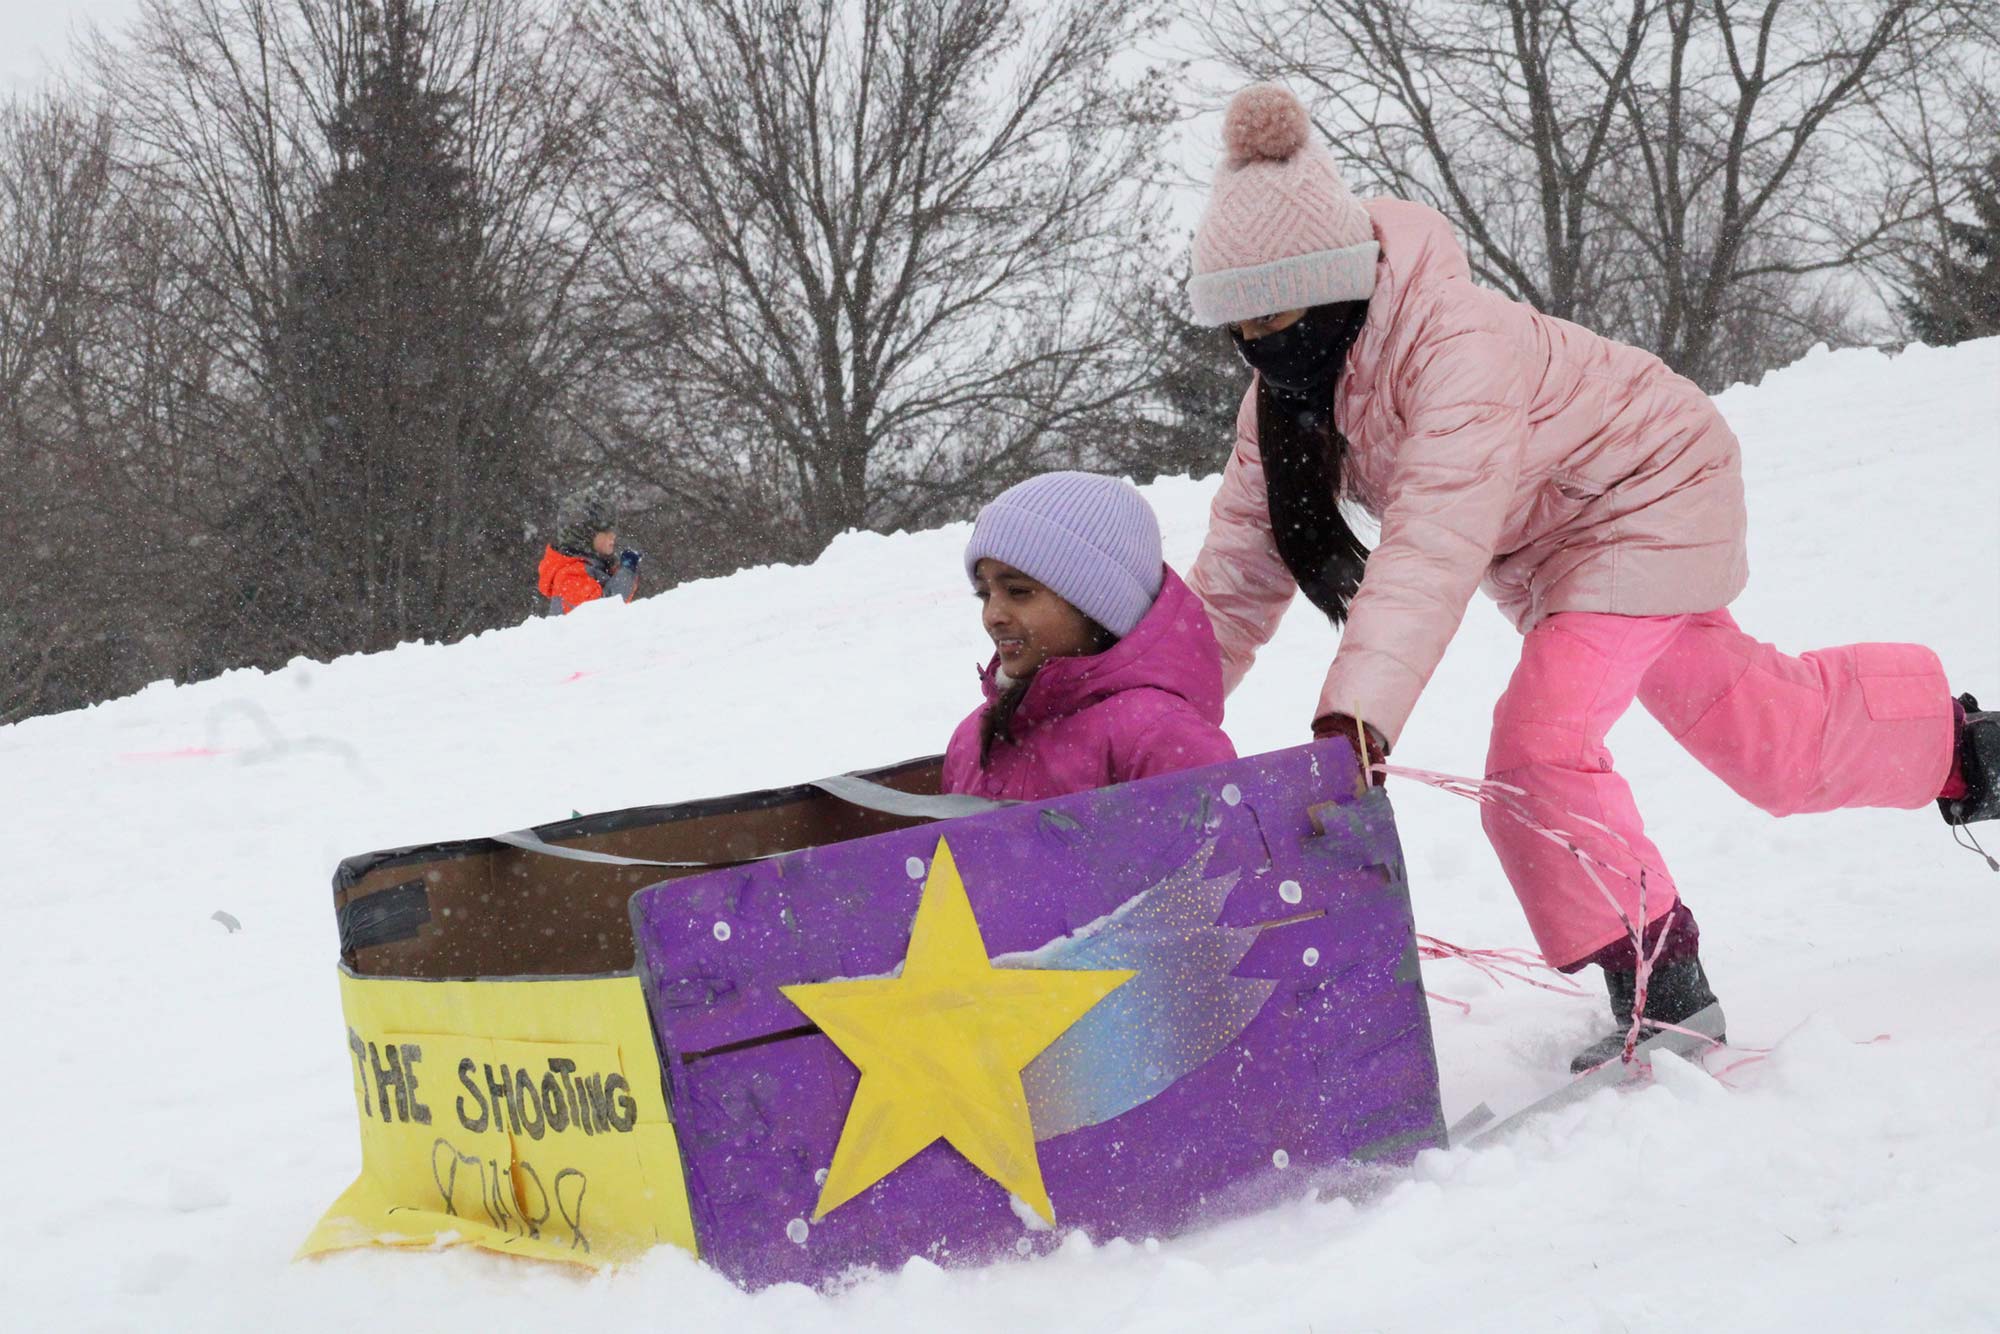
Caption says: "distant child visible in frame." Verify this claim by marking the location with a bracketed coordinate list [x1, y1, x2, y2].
[943, 472, 1237, 800]
[538, 502, 642, 615]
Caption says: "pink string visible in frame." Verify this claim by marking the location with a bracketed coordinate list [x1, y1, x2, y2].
[1416, 933, 1585, 1018]
[1710, 1053, 1769, 1084]
[1360, 759, 1896, 1075]
[1376, 759, 1709, 1064]
[1707, 1033, 1888, 1086]
[1417, 934, 1587, 997]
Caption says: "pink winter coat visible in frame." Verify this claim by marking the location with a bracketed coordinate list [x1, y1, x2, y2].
[942, 568, 1237, 800]
[1188, 199, 1748, 747]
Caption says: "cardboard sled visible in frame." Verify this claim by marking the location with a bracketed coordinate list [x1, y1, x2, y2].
[305, 745, 1445, 1284]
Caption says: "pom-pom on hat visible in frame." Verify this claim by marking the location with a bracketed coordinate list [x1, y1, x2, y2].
[964, 472, 1163, 639]
[1187, 84, 1379, 327]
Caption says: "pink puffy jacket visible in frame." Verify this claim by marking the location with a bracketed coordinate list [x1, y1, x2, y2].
[942, 568, 1237, 800]
[1188, 199, 1748, 747]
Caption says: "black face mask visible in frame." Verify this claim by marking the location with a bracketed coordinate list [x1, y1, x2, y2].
[1230, 303, 1367, 400]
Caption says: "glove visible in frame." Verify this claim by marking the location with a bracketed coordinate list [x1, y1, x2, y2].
[619, 549, 643, 571]
[1312, 711, 1389, 787]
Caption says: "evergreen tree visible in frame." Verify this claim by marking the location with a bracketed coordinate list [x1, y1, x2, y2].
[1097, 279, 1250, 484]
[1903, 151, 2000, 348]
[235, 0, 547, 658]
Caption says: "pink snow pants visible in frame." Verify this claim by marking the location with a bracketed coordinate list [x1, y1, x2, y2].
[1483, 609, 1956, 969]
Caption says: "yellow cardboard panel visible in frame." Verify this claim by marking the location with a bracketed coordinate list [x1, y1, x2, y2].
[300, 969, 696, 1267]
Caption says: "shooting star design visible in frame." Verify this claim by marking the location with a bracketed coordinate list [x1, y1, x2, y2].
[1004, 844, 1289, 1140]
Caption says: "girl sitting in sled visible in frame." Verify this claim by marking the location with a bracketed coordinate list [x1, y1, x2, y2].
[943, 472, 1237, 800]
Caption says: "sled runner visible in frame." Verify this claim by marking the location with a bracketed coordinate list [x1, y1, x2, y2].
[1447, 1002, 1728, 1145]
[304, 743, 1446, 1285]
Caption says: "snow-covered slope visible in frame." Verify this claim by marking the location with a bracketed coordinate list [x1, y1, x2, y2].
[4, 339, 1997, 1332]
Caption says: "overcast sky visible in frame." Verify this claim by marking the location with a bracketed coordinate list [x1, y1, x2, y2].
[3, 0, 141, 91]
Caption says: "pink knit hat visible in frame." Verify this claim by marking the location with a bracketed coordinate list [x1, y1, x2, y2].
[1186, 85, 1378, 327]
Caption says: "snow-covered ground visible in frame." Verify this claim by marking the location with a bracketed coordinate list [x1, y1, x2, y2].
[4, 338, 1997, 1332]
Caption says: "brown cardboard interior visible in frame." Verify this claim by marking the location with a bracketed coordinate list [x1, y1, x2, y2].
[333, 757, 944, 980]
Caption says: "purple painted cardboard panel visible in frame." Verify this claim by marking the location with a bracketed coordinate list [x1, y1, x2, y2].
[631, 741, 1444, 1288]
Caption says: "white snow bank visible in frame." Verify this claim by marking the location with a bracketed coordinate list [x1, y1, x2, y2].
[3, 338, 1996, 1331]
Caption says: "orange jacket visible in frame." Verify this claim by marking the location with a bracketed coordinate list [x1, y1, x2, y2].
[538, 545, 635, 614]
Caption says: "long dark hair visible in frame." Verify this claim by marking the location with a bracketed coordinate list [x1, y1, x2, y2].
[980, 620, 1116, 765]
[1256, 303, 1371, 624]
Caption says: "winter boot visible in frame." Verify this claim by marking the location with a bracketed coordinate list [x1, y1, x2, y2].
[1939, 694, 2000, 826]
[1568, 955, 1725, 1074]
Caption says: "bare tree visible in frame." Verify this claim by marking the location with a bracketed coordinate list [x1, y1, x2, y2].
[1603, 0, 1966, 383]
[0, 91, 157, 722]
[86, 0, 618, 663]
[582, 0, 1173, 561]
[1195, 0, 1658, 326]
[1198, 0, 1969, 387]
[1, 95, 112, 463]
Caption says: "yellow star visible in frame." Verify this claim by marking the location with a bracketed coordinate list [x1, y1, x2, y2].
[780, 837, 1132, 1224]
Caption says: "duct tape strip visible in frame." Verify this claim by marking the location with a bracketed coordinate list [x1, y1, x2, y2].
[808, 774, 1010, 821]
[338, 878, 432, 953]
[489, 775, 1006, 871]
[489, 829, 725, 868]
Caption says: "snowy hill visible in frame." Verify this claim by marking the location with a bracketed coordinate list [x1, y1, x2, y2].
[4, 338, 1998, 1331]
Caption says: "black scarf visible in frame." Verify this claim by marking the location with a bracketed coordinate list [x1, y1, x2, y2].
[1230, 302, 1366, 400]
[1234, 302, 1372, 624]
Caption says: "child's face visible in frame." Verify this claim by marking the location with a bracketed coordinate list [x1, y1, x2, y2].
[973, 559, 1100, 678]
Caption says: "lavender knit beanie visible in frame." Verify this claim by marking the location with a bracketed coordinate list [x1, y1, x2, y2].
[964, 472, 1163, 638]
[1187, 84, 1378, 326]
